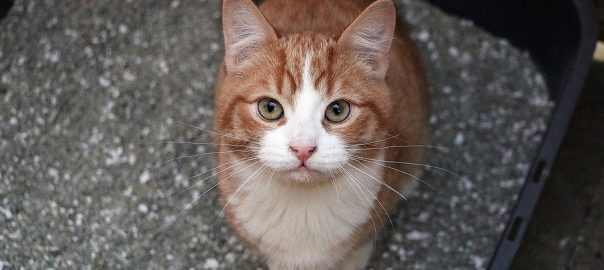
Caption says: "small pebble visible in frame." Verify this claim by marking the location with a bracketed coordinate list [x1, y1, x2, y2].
[138, 204, 149, 214]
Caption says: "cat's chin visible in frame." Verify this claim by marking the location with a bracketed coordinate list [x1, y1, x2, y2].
[293, 164, 314, 173]
[273, 166, 333, 186]
[288, 168, 321, 180]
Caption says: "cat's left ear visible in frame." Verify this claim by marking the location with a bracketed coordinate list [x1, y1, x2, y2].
[337, 0, 396, 79]
[222, 0, 277, 73]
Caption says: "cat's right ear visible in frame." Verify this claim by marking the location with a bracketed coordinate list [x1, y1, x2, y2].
[222, 0, 277, 73]
[337, 0, 396, 79]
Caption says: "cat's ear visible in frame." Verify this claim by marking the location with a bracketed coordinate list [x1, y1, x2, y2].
[337, 0, 396, 78]
[222, 0, 277, 72]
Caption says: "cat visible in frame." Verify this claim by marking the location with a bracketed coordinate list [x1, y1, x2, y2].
[212, 0, 429, 269]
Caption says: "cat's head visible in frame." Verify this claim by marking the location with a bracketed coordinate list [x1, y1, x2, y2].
[215, 0, 396, 183]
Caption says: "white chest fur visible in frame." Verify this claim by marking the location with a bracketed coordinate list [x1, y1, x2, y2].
[228, 158, 385, 269]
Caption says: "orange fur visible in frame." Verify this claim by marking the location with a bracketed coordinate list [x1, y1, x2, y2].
[214, 0, 429, 268]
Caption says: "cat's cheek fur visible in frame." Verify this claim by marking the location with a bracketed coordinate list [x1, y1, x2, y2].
[304, 133, 349, 171]
[258, 126, 300, 171]
[257, 125, 350, 173]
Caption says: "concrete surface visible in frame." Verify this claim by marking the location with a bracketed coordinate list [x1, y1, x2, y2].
[0, 0, 552, 269]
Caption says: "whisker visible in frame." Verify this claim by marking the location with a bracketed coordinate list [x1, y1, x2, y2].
[347, 134, 401, 148]
[265, 167, 277, 192]
[172, 156, 258, 197]
[174, 120, 261, 145]
[341, 164, 393, 232]
[338, 166, 379, 239]
[353, 159, 436, 191]
[175, 160, 261, 219]
[345, 161, 407, 201]
[351, 168, 395, 232]
[212, 132, 260, 147]
[347, 144, 449, 152]
[158, 141, 260, 149]
[351, 155, 460, 178]
[215, 163, 267, 227]
[150, 150, 256, 171]
[329, 170, 340, 201]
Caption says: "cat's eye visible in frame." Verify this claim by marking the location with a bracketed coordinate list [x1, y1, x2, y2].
[325, 100, 351, 123]
[258, 98, 284, 121]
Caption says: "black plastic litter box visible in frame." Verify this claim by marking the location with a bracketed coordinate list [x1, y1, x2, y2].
[425, 0, 598, 269]
[0, 0, 597, 268]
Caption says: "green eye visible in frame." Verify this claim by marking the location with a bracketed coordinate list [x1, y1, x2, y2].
[325, 100, 351, 123]
[258, 98, 284, 121]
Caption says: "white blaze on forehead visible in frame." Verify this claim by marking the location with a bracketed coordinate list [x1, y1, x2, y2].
[301, 54, 319, 103]
[296, 54, 323, 116]
[287, 54, 325, 144]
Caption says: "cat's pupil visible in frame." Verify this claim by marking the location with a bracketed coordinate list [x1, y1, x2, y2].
[332, 103, 342, 115]
[267, 101, 276, 112]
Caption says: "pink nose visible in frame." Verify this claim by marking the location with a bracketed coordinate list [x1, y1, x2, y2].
[289, 145, 316, 163]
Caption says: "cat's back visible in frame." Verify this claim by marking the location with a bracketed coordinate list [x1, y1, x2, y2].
[259, 0, 374, 36]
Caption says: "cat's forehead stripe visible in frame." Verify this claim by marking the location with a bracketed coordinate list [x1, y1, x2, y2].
[275, 37, 336, 96]
[313, 46, 335, 93]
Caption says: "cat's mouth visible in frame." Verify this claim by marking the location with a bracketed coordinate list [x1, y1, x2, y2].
[295, 164, 310, 172]
[286, 163, 323, 179]
[272, 162, 340, 185]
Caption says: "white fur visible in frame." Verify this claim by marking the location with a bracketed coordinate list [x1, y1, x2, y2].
[232, 156, 384, 269]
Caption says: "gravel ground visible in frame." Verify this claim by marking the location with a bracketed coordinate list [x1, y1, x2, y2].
[0, 0, 552, 269]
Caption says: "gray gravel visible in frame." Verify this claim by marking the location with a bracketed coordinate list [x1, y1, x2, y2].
[0, 0, 552, 269]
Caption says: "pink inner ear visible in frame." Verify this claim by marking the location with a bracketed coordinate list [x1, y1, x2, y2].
[222, 0, 277, 72]
[337, 0, 396, 77]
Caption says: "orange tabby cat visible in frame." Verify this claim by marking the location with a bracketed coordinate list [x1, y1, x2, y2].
[213, 0, 429, 269]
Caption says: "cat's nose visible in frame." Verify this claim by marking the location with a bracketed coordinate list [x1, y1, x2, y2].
[289, 145, 316, 163]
